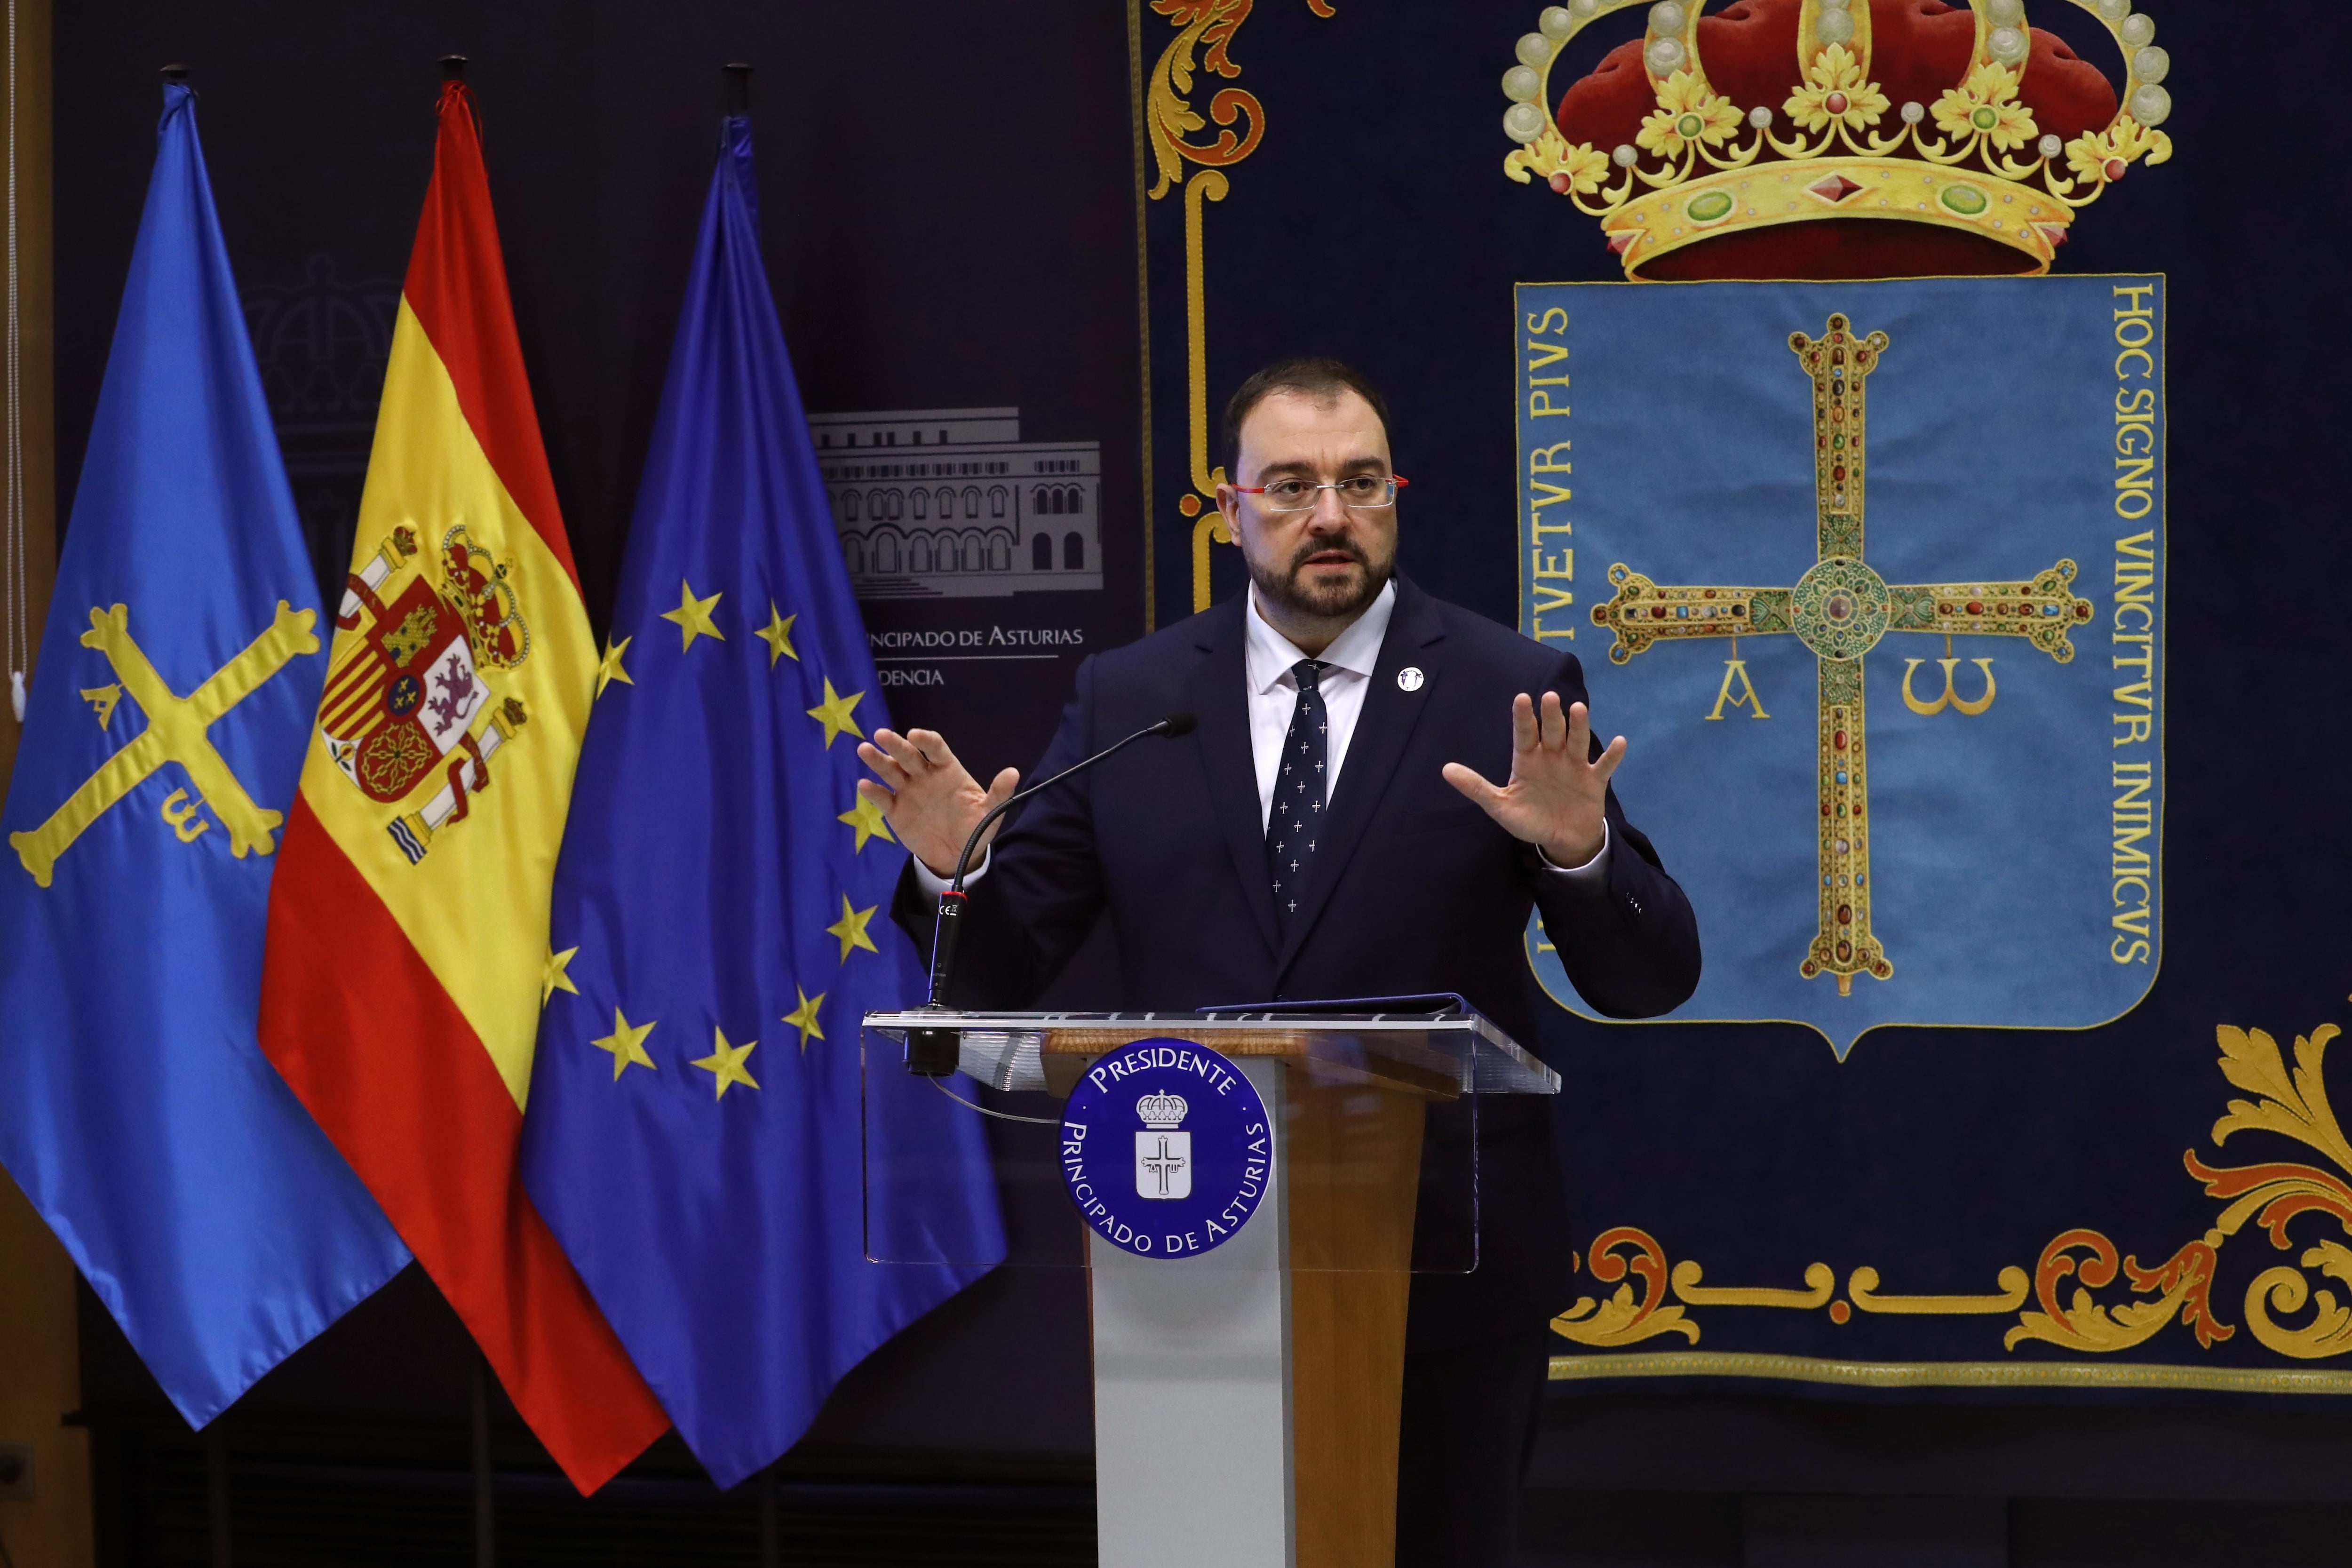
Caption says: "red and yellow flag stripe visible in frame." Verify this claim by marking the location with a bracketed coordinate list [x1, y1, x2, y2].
[260, 81, 666, 1492]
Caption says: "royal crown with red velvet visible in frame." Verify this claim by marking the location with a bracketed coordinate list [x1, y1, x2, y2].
[1502, 0, 2173, 279]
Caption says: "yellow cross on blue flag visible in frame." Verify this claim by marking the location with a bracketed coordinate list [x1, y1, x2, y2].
[0, 83, 408, 1425]
[518, 111, 1004, 1487]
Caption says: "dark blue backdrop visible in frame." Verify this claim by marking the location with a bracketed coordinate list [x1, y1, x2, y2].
[36, 3, 2352, 1560]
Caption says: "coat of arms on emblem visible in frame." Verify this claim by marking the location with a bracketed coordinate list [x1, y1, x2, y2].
[321, 524, 534, 864]
[1062, 1041, 1270, 1255]
[1135, 1091, 1191, 1200]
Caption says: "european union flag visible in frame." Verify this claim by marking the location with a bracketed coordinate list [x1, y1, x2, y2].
[519, 114, 1004, 1488]
[0, 84, 409, 1424]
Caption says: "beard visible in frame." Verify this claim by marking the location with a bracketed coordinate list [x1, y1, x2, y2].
[1249, 532, 1393, 622]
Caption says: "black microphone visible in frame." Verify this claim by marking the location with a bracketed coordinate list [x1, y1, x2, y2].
[905, 712, 1196, 1075]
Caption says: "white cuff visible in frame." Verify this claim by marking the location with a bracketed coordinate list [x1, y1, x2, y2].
[911, 845, 992, 895]
[1536, 820, 1610, 885]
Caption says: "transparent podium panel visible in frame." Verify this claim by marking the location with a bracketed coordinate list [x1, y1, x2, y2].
[860, 1009, 1560, 1276]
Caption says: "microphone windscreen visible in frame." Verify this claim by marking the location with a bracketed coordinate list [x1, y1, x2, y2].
[1158, 711, 1198, 738]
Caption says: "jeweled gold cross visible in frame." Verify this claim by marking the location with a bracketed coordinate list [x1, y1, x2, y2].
[9, 601, 319, 888]
[1592, 315, 2093, 995]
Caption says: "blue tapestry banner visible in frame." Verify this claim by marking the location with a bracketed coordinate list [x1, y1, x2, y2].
[1127, 0, 2341, 1405]
[1517, 277, 2162, 1054]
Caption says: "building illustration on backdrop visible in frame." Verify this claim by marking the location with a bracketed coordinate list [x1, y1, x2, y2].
[808, 408, 1101, 599]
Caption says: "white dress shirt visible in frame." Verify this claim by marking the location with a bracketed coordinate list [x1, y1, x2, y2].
[1245, 579, 1394, 828]
[914, 581, 1608, 890]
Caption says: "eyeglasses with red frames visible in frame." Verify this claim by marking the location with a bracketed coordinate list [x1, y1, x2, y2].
[1230, 474, 1409, 512]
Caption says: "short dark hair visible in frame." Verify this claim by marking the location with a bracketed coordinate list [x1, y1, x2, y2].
[1222, 357, 1392, 478]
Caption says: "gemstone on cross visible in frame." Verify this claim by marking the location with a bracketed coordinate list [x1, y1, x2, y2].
[1589, 313, 2094, 996]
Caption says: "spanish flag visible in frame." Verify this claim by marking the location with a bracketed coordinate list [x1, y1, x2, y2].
[259, 79, 667, 1490]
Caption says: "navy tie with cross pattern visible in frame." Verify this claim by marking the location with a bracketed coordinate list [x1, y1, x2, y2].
[1267, 658, 1330, 925]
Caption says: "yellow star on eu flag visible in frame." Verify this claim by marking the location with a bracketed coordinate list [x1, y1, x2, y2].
[837, 792, 895, 852]
[595, 635, 633, 698]
[692, 1026, 761, 1099]
[782, 987, 826, 1054]
[757, 603, 799, 667]
[661, 578, 725, 651]
[806, 678, 865, 748]
[825, 894, 880, 963]
[542, 945, 580, 1007]
[590, 1008, 658, 1083]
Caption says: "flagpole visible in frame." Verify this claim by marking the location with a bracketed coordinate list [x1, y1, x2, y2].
[722, 61, 750, 117]
[470, 1350, 497, 1568]
[413, 63, 499, 1562]
[204, 1425, 230, 1568]
[0, 2, 20, 727]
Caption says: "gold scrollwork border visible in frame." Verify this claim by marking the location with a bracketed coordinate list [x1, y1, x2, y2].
[1551, 1000, 2352, 1389]
[1551, 1351, 2352, 1396]
[1132, 0, 1339, 617]
[1129, 2, 1157, 626]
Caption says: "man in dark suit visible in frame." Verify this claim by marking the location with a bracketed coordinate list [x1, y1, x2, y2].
[858, 358, 1700, 1566]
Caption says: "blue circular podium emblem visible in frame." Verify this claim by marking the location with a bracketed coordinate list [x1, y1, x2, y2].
[1059, 1038, 1273, 1258]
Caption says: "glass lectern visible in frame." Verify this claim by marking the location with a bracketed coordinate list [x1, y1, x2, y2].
[862, 1005, 1559, 1568]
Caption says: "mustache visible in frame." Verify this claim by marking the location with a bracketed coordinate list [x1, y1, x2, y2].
[1287, 535, 1370, 574]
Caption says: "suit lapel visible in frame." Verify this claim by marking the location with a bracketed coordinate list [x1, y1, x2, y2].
[1275, 578, 1446, 976]
[1190, 599, 1281, 959]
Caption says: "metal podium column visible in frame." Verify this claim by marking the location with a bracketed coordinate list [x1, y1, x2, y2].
[1088, 1057, 1295, 1566]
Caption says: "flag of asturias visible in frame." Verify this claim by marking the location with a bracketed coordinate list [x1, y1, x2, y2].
[257, 79, 667, 1491]
[0, 82, 409, 1424]
[518, 112, 1005, 1488]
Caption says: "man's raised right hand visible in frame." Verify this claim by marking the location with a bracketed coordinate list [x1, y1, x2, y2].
[855, 728, 1021, 882]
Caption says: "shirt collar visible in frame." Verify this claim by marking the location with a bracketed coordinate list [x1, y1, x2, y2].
[1245, 578, 1398, 694]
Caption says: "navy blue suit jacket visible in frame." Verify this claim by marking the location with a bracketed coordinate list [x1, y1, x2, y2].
[893, 578, 1700, 1345]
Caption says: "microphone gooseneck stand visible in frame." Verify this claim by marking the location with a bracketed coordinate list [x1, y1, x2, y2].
[904, 712, 1196, 1076]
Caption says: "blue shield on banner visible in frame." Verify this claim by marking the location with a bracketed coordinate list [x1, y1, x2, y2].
[1517, 277, 2163, 1055]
